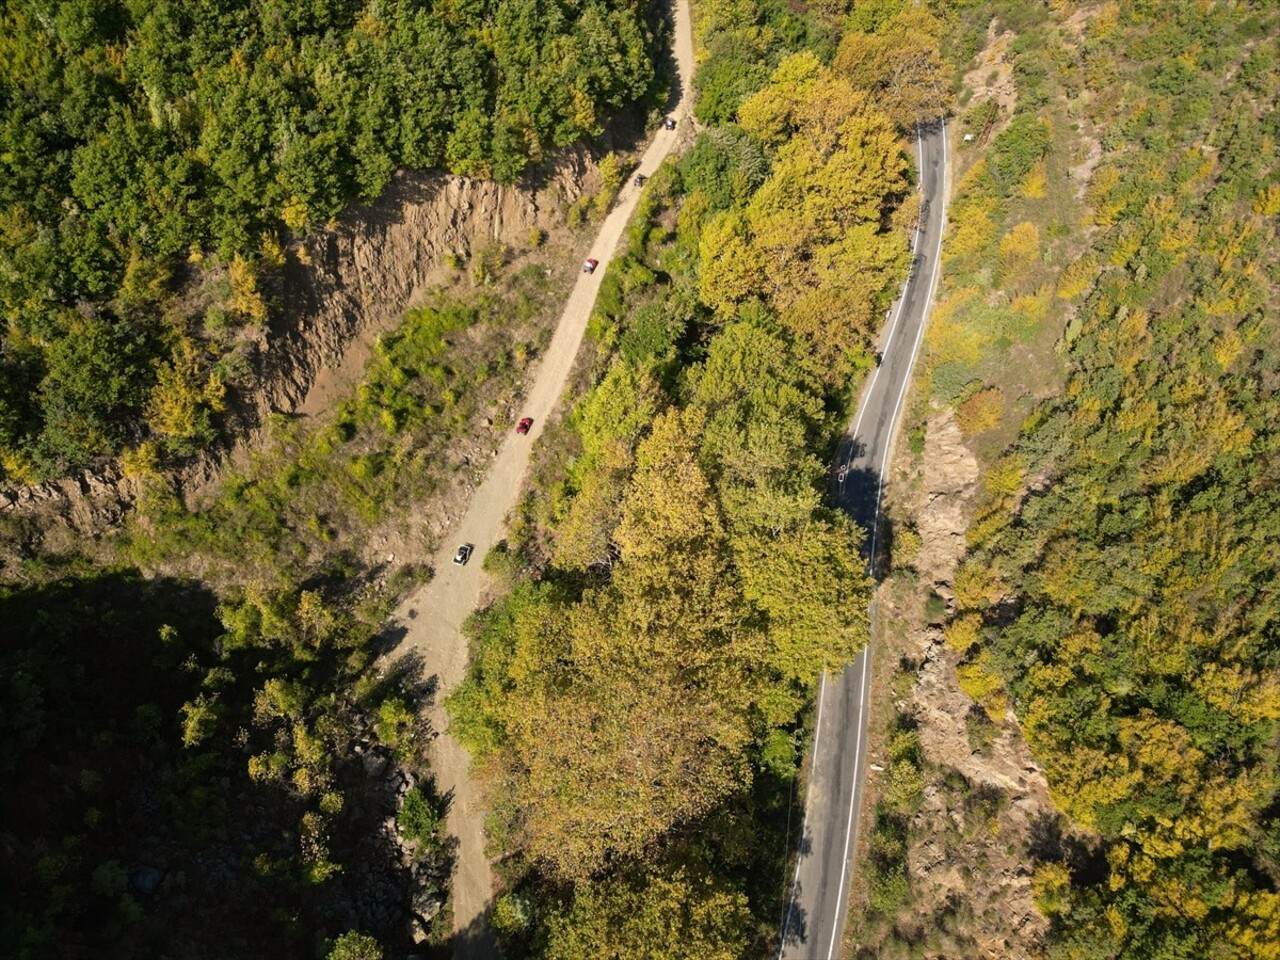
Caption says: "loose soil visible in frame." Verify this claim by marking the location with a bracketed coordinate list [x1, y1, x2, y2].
[848, 411, 1056, 957]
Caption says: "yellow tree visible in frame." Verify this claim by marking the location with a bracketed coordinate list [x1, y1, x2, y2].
[738, 75, 910, 376]
[697, 210, 765, 314]
[833, 6, 953, 129]
[542, 867, 752, 960]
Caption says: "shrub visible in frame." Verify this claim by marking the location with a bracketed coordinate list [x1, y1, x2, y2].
[327, 931, 382, 960]
[988, 114, 1052, 193]
[956, 386, 1004, 436]
[868, 862, 911, 916]
[398, 788, 443, 852]
[945, 614, 982, 653]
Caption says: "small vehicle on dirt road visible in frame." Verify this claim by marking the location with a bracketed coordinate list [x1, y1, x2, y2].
[583, 258, 599, 274]
[452, 543, 473, 566]
[516, 417, 533, 435]
[634, 173, 647, 187]
[663, 117, 677, 130]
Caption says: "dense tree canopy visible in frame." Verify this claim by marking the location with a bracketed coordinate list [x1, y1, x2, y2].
[940, 1, 1280, 955]
[0, 0, 661, 479]
[700, 50, 913, 383]
[448, 4, 923, 949]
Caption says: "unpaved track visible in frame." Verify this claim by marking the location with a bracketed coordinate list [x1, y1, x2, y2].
[383, 3, 695, 956]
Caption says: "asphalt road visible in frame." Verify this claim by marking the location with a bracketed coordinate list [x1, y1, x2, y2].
[778, 119, 949, 960]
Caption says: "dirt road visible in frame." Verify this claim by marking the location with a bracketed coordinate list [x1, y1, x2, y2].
[383, 3, 695, 955]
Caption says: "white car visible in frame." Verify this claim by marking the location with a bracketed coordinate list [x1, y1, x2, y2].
[452, 544, 474, 566]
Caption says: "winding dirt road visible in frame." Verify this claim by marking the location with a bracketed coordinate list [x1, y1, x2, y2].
[383, 3, 695, 956]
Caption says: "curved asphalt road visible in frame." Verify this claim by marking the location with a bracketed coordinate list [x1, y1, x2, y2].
[778, 119, 949, 960]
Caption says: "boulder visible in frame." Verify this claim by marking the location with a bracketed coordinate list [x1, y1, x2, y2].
[131, 866, 164, 896]
[363, 750, 389, 778]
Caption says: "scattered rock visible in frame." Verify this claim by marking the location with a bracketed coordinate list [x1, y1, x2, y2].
[915, 412, 980, 588]
[363, 750, 389, 778]
[131, 866, 164, 896]
[413, 889, 445, 925]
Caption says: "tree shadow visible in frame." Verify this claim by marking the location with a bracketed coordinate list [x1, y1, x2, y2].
[777, 879, 812, 955]
[446, 897, 504, 960]
[363, 646, 439, 712]
[1027, 810, 1108, 886]
[658, 0, 687, 115]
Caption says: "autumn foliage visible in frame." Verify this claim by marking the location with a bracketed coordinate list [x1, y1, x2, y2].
[943, 1, 1280, 955]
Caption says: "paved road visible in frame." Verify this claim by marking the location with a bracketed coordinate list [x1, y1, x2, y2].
[380, 3, 695, 958]
[778, 119, 949, 960]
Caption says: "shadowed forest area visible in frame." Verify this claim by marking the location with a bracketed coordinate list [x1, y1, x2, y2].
[0, 568, 454, 958]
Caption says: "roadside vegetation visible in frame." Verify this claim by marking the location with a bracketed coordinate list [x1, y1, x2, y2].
[854, 1, 1280, 957]
[446, 1, 949, 954]
[0, 0, 665, 481]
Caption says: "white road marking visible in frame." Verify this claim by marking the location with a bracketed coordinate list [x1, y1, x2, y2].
[826, 646, 871, 959]
[828, 120, 949, 960]
[779, 671, 829, 957]
[842, 128, 927, 475]
[778, 120, 949, 960]
[876, 121, 950, 486]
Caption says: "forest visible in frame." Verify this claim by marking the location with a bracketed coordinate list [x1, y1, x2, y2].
[0, 0, 661, 480]
[5, 0, 1280, 956]
[0, 232, 586, 954]
[445, 0, 948, 954]
[929, 0, 1280, 956]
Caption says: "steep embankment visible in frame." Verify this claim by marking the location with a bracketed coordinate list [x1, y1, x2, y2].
[0, 155, 597, 565]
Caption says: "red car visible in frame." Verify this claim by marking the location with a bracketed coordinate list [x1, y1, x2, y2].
[516, 417, 533, 435]
[583, 258, 599, 274]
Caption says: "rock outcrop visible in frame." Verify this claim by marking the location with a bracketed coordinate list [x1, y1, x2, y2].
[0, 153, 597, 559]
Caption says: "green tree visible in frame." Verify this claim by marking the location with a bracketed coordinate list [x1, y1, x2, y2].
[327, 931, 382, 960]
[542, 868, 752, 960]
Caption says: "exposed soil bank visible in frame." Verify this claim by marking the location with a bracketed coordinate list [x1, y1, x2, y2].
[0, 154, 598, 564]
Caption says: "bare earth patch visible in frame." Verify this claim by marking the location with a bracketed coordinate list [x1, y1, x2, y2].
[852, 411, 1054, 957]
[962, 22, 1018, 140]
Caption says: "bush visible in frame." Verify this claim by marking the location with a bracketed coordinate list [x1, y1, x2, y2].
[956, 387, 1004, 436]
[327, 931, 382, 960]
[987, 114, 1052, 194]
[398, 787, 443, 851]
[868, 863, 911, 916]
